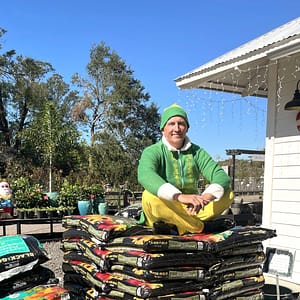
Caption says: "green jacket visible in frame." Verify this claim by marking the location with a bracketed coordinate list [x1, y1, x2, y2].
[138, 138, 230, 198]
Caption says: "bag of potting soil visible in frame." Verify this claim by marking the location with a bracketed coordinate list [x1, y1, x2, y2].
[78, 214, 152, 242]
[63, 227, 92, 241]
[209, 252, 265, 274]
[106, 289, 207, 300]
[0, 285, 70, 300]
[105, 226, 276, 253]
[0, 235, 49, 282]
[0, 266, 55, 298]
[104, 276, 204, 299]
[62, 258, 114, 291]
[110, 264, 208, 282]
[208, 275, 265, 300]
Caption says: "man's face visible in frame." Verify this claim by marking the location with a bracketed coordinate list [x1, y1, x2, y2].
[162, 116, 188, 149]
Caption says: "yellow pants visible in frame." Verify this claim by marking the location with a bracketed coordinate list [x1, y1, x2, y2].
[142, 189, 234, 235]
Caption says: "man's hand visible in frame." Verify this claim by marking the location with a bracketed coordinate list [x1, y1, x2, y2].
[173, 193, 215, 215]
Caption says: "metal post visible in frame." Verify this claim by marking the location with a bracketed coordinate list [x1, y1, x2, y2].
[232, 154, 236, 191]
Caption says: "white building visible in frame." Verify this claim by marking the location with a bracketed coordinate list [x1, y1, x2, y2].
[175, 17, 300, 287]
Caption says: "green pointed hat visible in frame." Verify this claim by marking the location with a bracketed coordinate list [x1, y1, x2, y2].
[160, 104, 189, 130]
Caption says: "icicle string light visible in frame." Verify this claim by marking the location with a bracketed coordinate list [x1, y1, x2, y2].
[177, 58, 300, 143]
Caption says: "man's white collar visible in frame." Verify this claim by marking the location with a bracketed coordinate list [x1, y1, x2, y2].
[162, 135, 192, 151]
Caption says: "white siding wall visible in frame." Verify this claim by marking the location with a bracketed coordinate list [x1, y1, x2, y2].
[263, 53, 300, 283]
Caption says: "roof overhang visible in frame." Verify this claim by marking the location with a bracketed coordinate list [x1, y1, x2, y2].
[175, 18, 300, 98]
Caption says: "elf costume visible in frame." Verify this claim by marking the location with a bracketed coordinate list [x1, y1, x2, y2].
[138, 104, 234, 235]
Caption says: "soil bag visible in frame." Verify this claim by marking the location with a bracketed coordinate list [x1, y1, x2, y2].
[105, 226, 276, 253]
[62, 215, 152, 242]
[0, 285, 70, 300]
[0, 266, 55, 298]
[0, 235, 49, 282]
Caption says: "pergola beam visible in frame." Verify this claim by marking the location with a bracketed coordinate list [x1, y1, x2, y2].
[225, 149, 265, 191]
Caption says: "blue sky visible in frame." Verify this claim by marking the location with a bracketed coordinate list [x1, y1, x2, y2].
[1, 0, 300, 159]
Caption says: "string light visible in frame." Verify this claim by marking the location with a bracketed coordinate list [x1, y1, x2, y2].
[176, 59, 300, 151]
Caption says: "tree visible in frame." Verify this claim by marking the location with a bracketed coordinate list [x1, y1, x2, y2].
[19, 74, 81, 192]
[0, 28, 16, 150]
[72, 41, 160, 186]
[1, 54, 54, 152]
[1, 29, 56, 178]
[1, 31, 160, 190]
[0, 29, 84, 186]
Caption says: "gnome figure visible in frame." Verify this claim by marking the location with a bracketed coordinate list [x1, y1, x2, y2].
[0, 179, 13, 218]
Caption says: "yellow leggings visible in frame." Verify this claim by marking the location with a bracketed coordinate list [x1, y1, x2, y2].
[142, 189, 234, 235]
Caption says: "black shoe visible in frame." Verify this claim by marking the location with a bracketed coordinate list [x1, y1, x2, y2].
[203, 218, 236, 233]
[153, 221, 179, 235]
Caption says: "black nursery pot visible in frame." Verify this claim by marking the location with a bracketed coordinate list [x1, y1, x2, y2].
[263, 284, 294, 300]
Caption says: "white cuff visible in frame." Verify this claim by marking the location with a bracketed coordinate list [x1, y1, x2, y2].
[202, 183, 224, 200]
[157, 183, 182, 201]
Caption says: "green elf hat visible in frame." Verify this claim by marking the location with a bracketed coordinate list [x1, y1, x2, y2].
[160, 103, 189, 130]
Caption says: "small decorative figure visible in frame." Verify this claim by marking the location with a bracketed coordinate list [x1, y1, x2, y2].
[0, 179, 14, 218]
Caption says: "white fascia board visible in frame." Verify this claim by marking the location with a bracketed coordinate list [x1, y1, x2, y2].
[266, 38, 300, 60]
[175, 53, 266, 90]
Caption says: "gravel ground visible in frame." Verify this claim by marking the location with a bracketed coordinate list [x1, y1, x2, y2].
[42, 240, 65, 285]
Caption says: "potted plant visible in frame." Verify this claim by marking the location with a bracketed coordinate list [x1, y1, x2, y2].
[12, 177, 31, 212]
[56, 179, 78, 215]
[76, 185, 93, 215]
[12, 177, 51, 218]
[88, 183, 105, 214]
[12, 177, 35, 218]
[33, 188, 50, 218]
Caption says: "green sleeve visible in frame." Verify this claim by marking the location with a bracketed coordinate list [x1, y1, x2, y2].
[137, 144, 166, 195]
[194, 146, 231, 190]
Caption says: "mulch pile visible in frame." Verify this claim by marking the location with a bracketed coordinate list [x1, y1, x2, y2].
[61, 214, 276, 300]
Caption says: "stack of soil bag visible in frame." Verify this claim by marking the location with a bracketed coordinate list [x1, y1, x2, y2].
[0, 235, 69, 299]
[61, 215, 276, 300]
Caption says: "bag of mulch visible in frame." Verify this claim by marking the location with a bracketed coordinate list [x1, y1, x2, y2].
[0, 235, 49, 282]
[106, 289, 262, 300]
[64, 282, 207, 300]
[63, 272, 96, 300]
[63, 227, 93, 241]
[107, 249, 220, 270]
[212, 226, 276, 252]
[213, 266, 263, 284]
[76, 238, 108, 271]
[109, 263, 262, 285]
[62, 258, 113, 291]
[64, 272, 92, 287]
[63, 282, 100, 300]
[208, 275, 265, 300]
[63, 250, 90, 262]
[218, 243, 264, 256]
[105, 226, 276, 253]
[104, 276, 204, 299]
[0, 285, 70, 300]
[61, 237, 83, 252]
[106, 289, 207, 300]
[229, 291, 263, 300]
[62, 215, 86, 228]
[110, 264, 208, 282]
[0, 266, 55, 298]
[209, 252, 265, 274]
[78, 215, 152, 242]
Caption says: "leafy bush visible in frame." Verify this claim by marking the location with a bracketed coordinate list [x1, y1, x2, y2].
[11, 177, 49, 208]
[56, 179, 79, 208]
